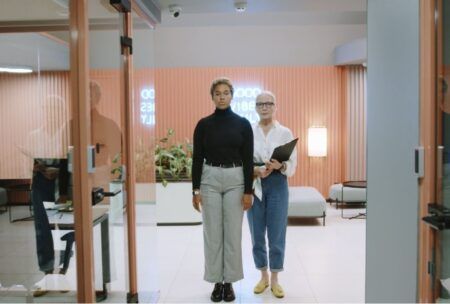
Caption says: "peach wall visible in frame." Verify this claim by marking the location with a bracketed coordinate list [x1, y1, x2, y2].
[155, 67, 346, 195]
[0, 71, 70, 178]
[0, 66, 366, 195]
[0, 69, 154, 182]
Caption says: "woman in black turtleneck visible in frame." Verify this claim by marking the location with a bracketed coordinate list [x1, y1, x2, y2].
[192, 77, 253, 302]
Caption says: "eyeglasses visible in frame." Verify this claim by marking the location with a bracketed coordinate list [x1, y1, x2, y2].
[255, 102, 275, 108]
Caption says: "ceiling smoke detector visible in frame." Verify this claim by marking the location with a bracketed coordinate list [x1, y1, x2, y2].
[234, 1, 247, 13]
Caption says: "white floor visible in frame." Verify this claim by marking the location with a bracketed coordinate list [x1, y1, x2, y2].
[156, 204, 366, 303]
[0, 203, 366, 303]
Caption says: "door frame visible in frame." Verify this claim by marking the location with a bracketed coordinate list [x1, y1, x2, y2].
[418, 0, 440, 301]
[0, 0, 153, 301]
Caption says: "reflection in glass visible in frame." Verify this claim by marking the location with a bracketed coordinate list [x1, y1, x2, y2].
[88, 0, 127, 300]
[132, 11, 158, 300]
[0, 23, 76, 304]
[440, 0, 450, 300]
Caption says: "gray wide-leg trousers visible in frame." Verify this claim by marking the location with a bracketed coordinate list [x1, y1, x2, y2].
[200, 164, 244, 283]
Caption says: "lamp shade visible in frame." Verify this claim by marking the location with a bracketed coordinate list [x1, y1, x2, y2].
[308, 127, 327, 157]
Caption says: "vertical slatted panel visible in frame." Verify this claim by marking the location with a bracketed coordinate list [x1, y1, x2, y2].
[345, 66, 367, 181]
[0, 71, 70, 179]
[155, 66, 345, 195]
[1, 67, 353, 196]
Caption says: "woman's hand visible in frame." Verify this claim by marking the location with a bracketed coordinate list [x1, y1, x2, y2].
[260, 167, 273, 179]
[255, 165, 272, 179]
[192, 194, 202, 212]
[242, 194, 253, 210]
[266, 159, 283, 171]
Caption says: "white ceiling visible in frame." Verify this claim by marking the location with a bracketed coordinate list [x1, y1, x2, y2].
[0, 0, 367, 25]
[156, 0, 366, 14]
[0, 0, 366, 71]
[0, 0, 118, 21]
[0, 33, 69, 71]
[155, 0, 366, 27]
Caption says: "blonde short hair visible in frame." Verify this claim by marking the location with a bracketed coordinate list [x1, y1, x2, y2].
[210, 77, 234, 98]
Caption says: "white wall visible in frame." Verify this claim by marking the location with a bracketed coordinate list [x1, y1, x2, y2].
[87, 24, 366, 68]
[154, 25, 366, 67]
[89, 29, 156, 69]
[366, 0, 419, 302]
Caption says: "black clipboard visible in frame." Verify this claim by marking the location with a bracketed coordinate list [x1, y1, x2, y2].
[255, 138, 298, 166]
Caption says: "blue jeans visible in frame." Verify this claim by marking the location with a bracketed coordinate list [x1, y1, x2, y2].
[247, 171, 288, 272]
[32, 161, 74, 274]
[32, 172, 56, 273]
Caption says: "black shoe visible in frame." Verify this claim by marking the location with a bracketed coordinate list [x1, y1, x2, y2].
[210, 283, 223, 302]
[223, 283, 235, 302]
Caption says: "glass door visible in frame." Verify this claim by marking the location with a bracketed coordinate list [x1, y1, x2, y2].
[0, 1, 78, 302]
[130, 9, 157, 301]
[87, 1, 130, 302]
[435, 0, 450, 301]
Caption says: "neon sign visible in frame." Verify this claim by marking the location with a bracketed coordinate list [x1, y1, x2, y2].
[231, 87, 261, 124]
[140, 88, 155, 125]
[140, 86, 262, 125]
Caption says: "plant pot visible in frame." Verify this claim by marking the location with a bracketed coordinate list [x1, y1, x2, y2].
[109, 181, 124, 224]
[156, 182, 202, 226]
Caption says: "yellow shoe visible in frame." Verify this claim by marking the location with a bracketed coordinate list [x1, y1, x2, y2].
[271, 284, 285, 298]
[253, 279, 269, 294]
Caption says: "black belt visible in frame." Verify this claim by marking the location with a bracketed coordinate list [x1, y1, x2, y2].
[205, 161, 243, 168]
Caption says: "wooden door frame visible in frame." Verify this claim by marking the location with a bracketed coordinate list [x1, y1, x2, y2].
[0, 0, 145, 302]
[69, 0, 96, 302]
[418, 0, 438, 301]
[120, 9, 138, 302]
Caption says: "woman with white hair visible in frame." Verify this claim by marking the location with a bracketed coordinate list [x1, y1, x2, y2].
[248, 91, 297, 298]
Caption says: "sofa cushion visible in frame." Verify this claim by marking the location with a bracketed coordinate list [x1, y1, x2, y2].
[288, 186, 327, 217]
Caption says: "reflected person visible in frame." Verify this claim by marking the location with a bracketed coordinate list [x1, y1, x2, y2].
[19, 95, 73, 297]
[89, 81, 122, 191]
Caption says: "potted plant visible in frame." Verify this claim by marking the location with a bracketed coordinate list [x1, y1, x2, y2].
[111, 153, 123, 182]
[154, 129, 201, 225]
[109, 153, 125, 223]
[155, 128, 192, 186]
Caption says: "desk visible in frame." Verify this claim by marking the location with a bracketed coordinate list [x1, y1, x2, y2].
[340, 181, 367, 219]
[6, 184, 33, 222]
[47, 207, 110, 301]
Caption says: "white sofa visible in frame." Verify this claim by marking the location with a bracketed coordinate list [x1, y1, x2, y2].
[288, 186, 327, 225]
[328, 183, 367, 219]
[328, 183, 367, 204]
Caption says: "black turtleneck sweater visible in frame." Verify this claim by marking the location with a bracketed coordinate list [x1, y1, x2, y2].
[192, 107, 254, 194]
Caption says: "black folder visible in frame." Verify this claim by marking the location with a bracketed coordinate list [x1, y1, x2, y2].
[255, 138, 298, 166]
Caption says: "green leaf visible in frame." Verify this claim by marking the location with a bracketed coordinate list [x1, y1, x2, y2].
[155, 128, 192, 185]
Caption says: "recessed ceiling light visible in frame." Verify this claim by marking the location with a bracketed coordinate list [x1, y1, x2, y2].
[0, 67, 33, 74]
[234, 1, 247, 13]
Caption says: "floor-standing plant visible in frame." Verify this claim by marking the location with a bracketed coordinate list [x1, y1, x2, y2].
[155, 128, 192, 187]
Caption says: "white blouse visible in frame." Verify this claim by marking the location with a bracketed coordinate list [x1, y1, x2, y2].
[252, 121, 298, 200]
[252, 121, 297, 177]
